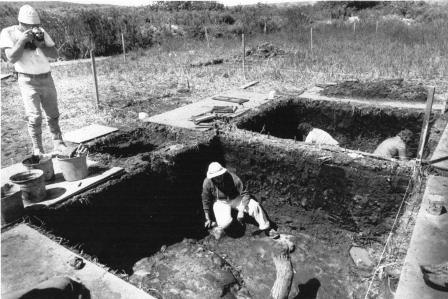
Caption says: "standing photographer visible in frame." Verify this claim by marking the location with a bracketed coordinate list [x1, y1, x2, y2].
[0, 5, 66, 155]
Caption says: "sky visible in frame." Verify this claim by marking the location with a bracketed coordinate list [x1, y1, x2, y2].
[1, 0, 315, 7]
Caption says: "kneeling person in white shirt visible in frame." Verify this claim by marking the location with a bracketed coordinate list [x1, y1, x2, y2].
[297, 122, 339, 146]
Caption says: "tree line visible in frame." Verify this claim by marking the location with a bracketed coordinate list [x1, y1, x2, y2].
[0, 1, 446, 60]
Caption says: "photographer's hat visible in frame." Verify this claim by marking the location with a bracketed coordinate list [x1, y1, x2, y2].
[18, 5, 40, 25]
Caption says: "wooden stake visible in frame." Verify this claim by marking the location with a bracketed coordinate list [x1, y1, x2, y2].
[240, 80, 259, 89]
[417, 86, 436, 161]
[353, 21, 356, 33]
[375, 20, 378, 34]
[204, 26, 210, 48]
[121, 32, 126, 62]
[90, 50, 100, 109]
[310, 27, 313, 53]
[242, 33, 246, 79]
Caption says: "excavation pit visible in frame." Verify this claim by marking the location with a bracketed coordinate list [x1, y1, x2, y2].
[26, 125, 414, 298]
[237, 98, 431, 158]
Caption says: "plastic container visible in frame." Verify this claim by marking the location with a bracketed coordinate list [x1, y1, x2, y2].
[22, 155, 55, 181]
[9, 169, 46, 204]
[1, 183, 24, 224]
[57, 155, 88, 182]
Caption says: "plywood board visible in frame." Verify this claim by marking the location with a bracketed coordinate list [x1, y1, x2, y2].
[299, 86, 445, 111]
[1, 224, 155, 299]
[146, 89, 269, 130]
[64, 124, 118, 144]
[430, 122, 448, 171]
[395, 175, 448, 298]
[1, 159, 123, 208]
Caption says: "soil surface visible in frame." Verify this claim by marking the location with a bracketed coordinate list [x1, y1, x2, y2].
[320, 79, 428, 102]
[23, 123, 418, 298]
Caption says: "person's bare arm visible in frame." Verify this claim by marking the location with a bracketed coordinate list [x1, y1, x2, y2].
[4, 29, 33, 64]
[397, 142, 408, 161]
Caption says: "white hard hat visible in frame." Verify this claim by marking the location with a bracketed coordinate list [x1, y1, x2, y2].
[206, 162, 227, 179]
[18, 5, 40, 25]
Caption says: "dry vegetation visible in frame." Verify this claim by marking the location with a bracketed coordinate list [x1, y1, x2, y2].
[2, 20, 448, 166]
[1, 4, 448, 298]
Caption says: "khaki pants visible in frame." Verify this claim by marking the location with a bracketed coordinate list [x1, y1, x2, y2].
[213, 197, 270, 230]
[18, 74, 62, 152]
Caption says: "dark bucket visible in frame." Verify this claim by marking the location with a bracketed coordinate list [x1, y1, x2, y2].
[10, 169, 46, 204]
[1, 183, 24, 224]
[22, 155, 55, 181]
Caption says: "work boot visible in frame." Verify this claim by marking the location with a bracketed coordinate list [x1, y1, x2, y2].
[265, 228, 280, 239]
[33, 147, 44, 156]
[210, 227, 225, 240]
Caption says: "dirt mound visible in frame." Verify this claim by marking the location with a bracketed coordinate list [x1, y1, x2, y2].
[320, 79, 427, 102]
[245, 42, 286, 58]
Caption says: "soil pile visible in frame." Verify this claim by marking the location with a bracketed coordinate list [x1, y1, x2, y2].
[320, 79, 428, 102]
[245, 42, 286, 58]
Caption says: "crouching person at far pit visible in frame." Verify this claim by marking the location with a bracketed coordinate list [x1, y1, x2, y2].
[201, 162, 279, 240]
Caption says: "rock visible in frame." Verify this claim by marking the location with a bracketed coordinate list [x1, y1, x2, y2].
[349, 247, 374, 269]
[130, 242, 239, 298]
[420, 261, 448, 291]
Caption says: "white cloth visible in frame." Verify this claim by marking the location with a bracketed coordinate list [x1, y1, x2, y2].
[0, 25, 55, 74]
[305, 128, 339, 145]
[373, 136, 407, 160]
[213, 197, 270, 230]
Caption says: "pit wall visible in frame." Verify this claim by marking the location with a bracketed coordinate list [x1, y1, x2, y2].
[30, 124, 218, 272]
[236, 97, 431, 158]
[29, 123, 412, 272]
[220, 129, 413, 235]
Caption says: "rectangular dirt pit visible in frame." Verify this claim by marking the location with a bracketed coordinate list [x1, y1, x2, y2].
[25, 129, 413, 298]
[236, 98, 433, 159]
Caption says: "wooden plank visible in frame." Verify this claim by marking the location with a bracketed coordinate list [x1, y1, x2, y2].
[37, 166, 124, 208]
[146, 90, 269, 130]
[429, 121, 448, 171]
[1, 159, 123, 208]
[416, 86, 435, 161]
[240, 81, 259, 89]
[212, 96, 249, 104]
[2, 224, 155, 299]
[64, 124, 118, 144]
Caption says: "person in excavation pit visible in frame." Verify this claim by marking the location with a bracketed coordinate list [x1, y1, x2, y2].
[202, 162, 280, 240]
[297, 122, 339, 146]
[0, 5, 67, 156]
[373, 129, 413, 161]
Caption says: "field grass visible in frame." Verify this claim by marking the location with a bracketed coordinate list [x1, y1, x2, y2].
[2, 22, 448, 166]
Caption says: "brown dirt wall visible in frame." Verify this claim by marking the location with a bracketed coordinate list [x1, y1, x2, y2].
[220, 129, 413, 235]
[236, 97, 436, 158]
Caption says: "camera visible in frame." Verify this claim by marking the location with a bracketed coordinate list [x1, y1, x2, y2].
[24, 27, 44, 50]
[32, 27, 44, 42]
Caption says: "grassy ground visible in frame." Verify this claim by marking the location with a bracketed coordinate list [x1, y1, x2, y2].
[2, 24, 448, 167]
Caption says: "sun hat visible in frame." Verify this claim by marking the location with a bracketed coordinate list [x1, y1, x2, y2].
[206, 162, 227, 179]
[18, 5, 40, 25]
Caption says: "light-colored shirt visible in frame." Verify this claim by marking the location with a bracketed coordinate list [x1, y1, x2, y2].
[305, 128, 339, 146]
[0, 25, 55, 74]
[373, 136, 407, 160]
